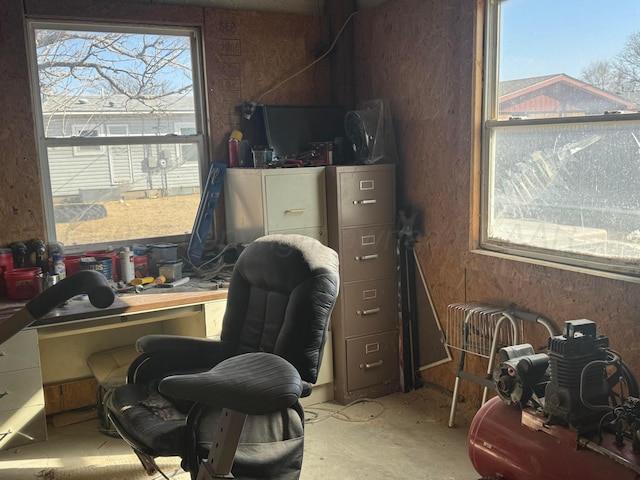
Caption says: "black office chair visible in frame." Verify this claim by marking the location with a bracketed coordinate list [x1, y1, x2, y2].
[106, 234, 339, 480]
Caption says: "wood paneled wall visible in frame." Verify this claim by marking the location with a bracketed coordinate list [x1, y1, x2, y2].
[0, 0, 46, 246]
[347, 0, 640, 409]
[5, 0, 640, 411]
[0, 0, 331, 247]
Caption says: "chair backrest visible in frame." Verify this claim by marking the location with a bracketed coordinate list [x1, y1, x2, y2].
[220, 234, 339, 385]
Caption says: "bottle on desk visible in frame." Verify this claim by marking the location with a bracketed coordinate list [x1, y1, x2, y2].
[120, 247, 135, 284]
[51, 253, 66, 280]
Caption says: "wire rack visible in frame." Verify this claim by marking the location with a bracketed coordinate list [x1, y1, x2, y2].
[444, 302, 560, 427]
[444, 303, 523, 359]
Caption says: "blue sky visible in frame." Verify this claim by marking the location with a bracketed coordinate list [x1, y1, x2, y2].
[499, 0, 640, 81]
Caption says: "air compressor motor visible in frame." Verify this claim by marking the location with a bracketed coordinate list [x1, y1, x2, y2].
[494, 319, 636, 432]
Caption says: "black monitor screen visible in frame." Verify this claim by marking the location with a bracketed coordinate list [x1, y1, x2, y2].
[243, 105, 346, 160]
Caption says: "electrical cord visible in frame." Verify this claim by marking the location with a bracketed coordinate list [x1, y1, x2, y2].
[304, 397, 385, 424]
[579, 349, 623, 412]
[182, 243, 238, 281]
[256, 11, 359, 103]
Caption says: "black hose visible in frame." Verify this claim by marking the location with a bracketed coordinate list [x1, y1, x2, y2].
[25, 270, 114, 320]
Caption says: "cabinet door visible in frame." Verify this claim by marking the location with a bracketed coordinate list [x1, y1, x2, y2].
[0, 329, 40, 373]
[340, 225, 395, 283]
[0, 406, 47, 450]
[264, 172, 326, 231]
[0, 369, 45, 412]
[338, 169, 394, 227]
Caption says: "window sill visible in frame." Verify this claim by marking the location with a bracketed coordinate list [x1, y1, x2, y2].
[471, 248, 640, 285]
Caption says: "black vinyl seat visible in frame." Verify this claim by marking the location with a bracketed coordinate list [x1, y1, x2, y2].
[105, 234, 339, 480]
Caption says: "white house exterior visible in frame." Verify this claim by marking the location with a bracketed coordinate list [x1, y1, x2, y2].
[42, 94, 200, 200]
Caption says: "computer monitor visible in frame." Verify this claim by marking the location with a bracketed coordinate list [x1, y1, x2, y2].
[242, 104, 347, 160]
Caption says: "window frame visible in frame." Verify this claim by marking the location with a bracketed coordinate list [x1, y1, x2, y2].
[174, 122, 198, 163]
[480, 0, 640, 277]
[27, 20, 209, 253]
[72, 125, 105, 156]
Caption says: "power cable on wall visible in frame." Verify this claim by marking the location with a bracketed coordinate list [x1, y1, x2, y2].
[254, 10, 359, 104]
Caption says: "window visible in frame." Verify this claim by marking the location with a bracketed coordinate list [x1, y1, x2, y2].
[73, 126, 104, 156]
[174, 123, 198, 162]
[27, 21, 207, 251]
[482, 0, 640, 275]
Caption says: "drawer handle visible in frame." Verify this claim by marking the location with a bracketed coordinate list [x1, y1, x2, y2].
[360, 360, 383, 370]
[284, 208, 306, 214]
[353, 199, 377, 205]
[0, 391, 8, 400]
[357, 307, 381, 316]
[355, 254, 378, 261]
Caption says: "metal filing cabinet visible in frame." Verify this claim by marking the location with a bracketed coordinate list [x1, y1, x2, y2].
[224, 166, 334, 403]
[224, 167, 327, 244]
[0, 329, 47, 450]
[326, 164, 400, 404]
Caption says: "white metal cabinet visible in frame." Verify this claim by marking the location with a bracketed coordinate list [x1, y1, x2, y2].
[224, 169, 334, 402]
[0, 329, 46, 450]
[224, 167, 327, 244]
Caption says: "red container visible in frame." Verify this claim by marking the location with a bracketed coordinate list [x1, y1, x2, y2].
[84, 250, 118, 282]
[0, 248, 14, 298]
[63, 255, 83, 276]
[133, 254, 148, 278]
[5, 267, 42, 300]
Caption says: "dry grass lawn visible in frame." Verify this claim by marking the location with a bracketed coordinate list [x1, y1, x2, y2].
[56, 194, 201, 247]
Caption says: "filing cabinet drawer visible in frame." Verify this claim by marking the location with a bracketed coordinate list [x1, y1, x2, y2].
[0, 405, 47, 450]
[340, 225, 395, 282]
[0, 329, 40, 373]
[343, 278, 396, 337]
[338, 169, 394, 226]
[265, 171, 326, 231]
[346, 331, 398, 392]
[0, 368, 45, 413]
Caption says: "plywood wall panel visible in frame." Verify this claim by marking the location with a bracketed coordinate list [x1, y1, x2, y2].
[2, 1, 331, 248]
[204, 9, 331, 165]
[0, 0, 46, 246]
[348, 0, 640, 412]
[24, 0, 204, 25]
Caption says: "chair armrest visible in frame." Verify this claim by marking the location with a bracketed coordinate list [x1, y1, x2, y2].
[128, 335, 235, 384]
[159, 352, 303, 415]
[136, 334, 233, 356]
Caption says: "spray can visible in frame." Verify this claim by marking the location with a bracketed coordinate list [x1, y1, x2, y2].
[228, 130, 243, 167]
[120, 247, 135, 284]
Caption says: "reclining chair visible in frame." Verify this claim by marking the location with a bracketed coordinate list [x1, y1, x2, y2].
[106, 234, 339, 480]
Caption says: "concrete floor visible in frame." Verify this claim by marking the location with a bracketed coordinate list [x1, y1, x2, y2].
[0, 386, 479, 479]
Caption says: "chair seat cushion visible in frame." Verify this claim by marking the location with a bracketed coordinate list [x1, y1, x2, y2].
[87, 345, 139, 389]
[107, 383, 189, 456]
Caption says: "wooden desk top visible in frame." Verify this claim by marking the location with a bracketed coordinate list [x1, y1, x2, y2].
[0, 284, 228, 327]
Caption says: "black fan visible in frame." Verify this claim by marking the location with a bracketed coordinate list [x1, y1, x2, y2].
[344, 99, 398, 164]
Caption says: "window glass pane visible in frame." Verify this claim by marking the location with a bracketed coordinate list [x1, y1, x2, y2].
[484, 1, 640, 272]
[497, 0, 640, 120]
[489, 121, 640, 259]
[48, 141, 201, 246]
[30, 23, 206, 250]
[36, 29, 196, 136]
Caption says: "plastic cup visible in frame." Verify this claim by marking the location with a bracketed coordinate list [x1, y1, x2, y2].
[252, 147, 273, 168]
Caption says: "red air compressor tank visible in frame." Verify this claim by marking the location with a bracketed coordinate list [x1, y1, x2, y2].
[468, 396, 640, 480]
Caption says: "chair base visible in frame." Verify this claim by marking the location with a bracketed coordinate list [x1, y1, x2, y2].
[134, 448, 161, 476]
[196, 409, 247, 480]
